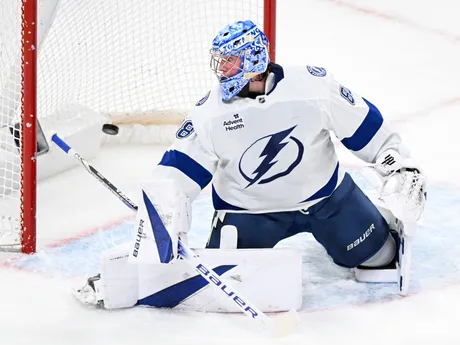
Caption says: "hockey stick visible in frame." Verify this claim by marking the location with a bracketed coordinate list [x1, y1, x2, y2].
[51, 133, 299, 335]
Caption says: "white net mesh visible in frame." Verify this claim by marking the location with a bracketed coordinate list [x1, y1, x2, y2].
[0, 0, 266, 250]
[0, 0, 23, 249]
[38, 0, 264, 120]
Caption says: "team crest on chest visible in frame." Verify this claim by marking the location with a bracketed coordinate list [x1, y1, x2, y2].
[238, 126, 304, 188]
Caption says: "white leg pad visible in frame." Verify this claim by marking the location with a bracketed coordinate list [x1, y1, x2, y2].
[100, 243, 139, 309]
[354, 219, 414, 295]
[398, 222, 414, 295]
[96, 244, 302, 311]
[354, 263, 399, 283]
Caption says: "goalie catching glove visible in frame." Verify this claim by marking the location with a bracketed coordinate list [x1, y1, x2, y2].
[374, 149, 426, 223]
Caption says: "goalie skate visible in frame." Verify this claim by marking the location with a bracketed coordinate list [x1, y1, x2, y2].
[72, 274, 104, 308]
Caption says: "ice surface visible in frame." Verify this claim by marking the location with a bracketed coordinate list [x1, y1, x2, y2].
[1, 0, 460, 344]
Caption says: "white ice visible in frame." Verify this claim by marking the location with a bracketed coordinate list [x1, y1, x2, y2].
[1, 0, 460, 344]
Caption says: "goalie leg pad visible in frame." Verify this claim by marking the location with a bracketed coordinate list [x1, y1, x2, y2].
[79, 244, 302, 312]
[129, 179, 192, 264]
[360, 233, 396, 267]
[136, 247, 303, 312]
[354, 220, 414, 295]
[100, 243, 139, 309]
[354, 230, 400, 283]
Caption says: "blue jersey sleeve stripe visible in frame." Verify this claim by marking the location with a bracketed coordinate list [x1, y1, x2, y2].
[341, 98, 383, 151]
[158, 150, 212, 190]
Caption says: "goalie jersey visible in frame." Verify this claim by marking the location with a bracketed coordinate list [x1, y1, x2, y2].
[153, 64, 405, 213]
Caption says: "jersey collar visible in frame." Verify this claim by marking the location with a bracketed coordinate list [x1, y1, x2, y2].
[235, 63, 285, 100]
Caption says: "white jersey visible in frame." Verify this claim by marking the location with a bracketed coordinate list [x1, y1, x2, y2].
[153, 64, 407, 213]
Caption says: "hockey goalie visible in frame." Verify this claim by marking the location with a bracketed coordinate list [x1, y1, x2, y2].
[74, 20, 426, 312]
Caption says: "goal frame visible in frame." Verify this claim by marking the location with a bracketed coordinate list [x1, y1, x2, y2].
[22, 0, 38, 254]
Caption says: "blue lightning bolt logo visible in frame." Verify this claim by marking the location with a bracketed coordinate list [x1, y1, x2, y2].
[239, 126, 304, 188]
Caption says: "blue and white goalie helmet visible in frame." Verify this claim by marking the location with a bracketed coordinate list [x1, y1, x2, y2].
[210, 20, 270, 102]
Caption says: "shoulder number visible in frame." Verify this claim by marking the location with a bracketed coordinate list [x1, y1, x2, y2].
[176, 120, 195, 139]
[339, 85, 355, 105]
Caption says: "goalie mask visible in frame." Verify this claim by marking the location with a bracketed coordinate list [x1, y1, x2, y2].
[210, 20, 270, 102]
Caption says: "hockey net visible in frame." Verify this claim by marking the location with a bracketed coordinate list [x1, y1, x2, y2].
[0, 0, 275, 252]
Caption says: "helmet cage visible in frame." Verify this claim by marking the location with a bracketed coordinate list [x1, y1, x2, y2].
[209, 50, 245, 80]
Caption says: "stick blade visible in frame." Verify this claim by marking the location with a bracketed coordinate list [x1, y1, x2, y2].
[272, 308, 300, 337]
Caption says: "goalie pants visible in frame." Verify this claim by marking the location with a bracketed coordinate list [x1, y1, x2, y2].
[207, 173, 390, 268]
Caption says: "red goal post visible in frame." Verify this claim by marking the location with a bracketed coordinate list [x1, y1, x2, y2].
[0, 0, 277, 253]
[21, 0, 38, 254]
